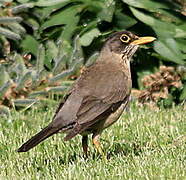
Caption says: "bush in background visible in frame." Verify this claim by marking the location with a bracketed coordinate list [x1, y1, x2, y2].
[0, 0, 185, 114]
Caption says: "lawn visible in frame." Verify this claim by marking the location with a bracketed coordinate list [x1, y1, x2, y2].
[0, 102, 186, 180]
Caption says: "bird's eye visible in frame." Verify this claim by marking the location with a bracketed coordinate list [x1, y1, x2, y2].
[120, 34, 130, 43]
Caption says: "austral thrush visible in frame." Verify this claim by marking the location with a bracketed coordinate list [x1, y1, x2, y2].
[17, 31, 155, 157]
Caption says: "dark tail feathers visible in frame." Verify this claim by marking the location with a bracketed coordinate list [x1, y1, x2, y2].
[17, 126, 58, 152]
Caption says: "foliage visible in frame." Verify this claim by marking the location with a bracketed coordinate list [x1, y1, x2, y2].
[0, 0, 185, 113]
[132, 65, 186, 107]
[0, 36, 85, 115]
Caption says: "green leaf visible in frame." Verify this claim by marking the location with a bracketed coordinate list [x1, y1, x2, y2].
[60, 19, 79, 41]
[79, 20, 98, 36]
[16, 71, 32, 91]
[11, 3, 34, 14]
[36, 0, 69, 7]
[31, 69, 47, 88]
[158, 95, 174, 108]
[21, 35, 39, 56]
[49, 69, 74, 83]
[34, 2, 69, 20]
[57, 40, 73, 65]
[97, 0, 115, 22]
[85, 52, 99, 67]
[154, 9, 184, 24]
[114, 10, 137, 30]
[41, 5, 83, 30]
[176, 39, 186, 53]
[130, 7, 186, 38]
[36, 44, 45, 72]
[0, 81, 11, 99]
[130, 7, 174, 34]
[122, 0, 169, 12]
[7, 23, 26, 35]
[80, 28, 100, 46]
[29, 91, 48, 98]
[175, 24, 186, 38]
[46, 40, 58, 57]
[46, 86, 67, 93]
[53, 55, 67, 75]
[52, 40, 68, 73]
[0, 27, 21, 40]
[70, 36, 83, 66]
[49, 58, 83, 83]
[153, 39, 185, 64]
[11, 54, 27, 76]
[180, 84, 186, 101]
[13, 99, 38, 107]
[45, 40, 58, 66]
[1, 0, 12, 3]
[24, 17, 40, 31]
[16, 0, 30, 3]
[0, 17, 23, 23]
[0, 65, 10, 86]
[42, 4, 82, 42]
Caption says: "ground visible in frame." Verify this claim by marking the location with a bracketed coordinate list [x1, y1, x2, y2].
[0, 102, 186, 180]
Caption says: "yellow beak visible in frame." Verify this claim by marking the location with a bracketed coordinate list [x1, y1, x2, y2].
[131, 36, 156, 45]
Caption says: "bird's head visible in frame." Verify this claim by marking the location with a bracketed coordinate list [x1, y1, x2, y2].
[104, 31, 156, 60]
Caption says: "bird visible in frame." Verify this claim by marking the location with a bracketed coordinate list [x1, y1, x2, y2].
[17, 31, 156, 157]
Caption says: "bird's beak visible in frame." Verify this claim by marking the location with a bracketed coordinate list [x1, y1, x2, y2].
[131, 36, 156, 45]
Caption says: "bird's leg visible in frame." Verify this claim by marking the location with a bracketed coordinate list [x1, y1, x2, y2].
[82, 135, 88, 157]
[92, 133, 107, 160]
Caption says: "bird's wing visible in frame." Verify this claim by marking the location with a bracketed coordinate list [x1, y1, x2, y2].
[58, 61, 131, 140]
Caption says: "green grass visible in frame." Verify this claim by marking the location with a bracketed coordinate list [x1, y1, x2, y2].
[0, 103, 186, 180]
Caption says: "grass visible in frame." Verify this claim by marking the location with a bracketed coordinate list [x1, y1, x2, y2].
[0, 102, 186, 180]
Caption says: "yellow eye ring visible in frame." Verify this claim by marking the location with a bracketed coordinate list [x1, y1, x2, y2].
[120, 34, 130, 43]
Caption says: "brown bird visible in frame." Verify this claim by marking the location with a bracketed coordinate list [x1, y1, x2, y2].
[17, 31, 155, 157]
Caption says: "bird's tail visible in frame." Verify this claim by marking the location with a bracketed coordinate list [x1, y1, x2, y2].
[17, 125, 58, 152]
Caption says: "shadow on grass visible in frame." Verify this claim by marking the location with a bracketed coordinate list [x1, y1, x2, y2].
[107, 142, 144, 159]
[40, 143, 144, 164]
[47, 142, 145, 163]
[24, 141, 150, 167]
